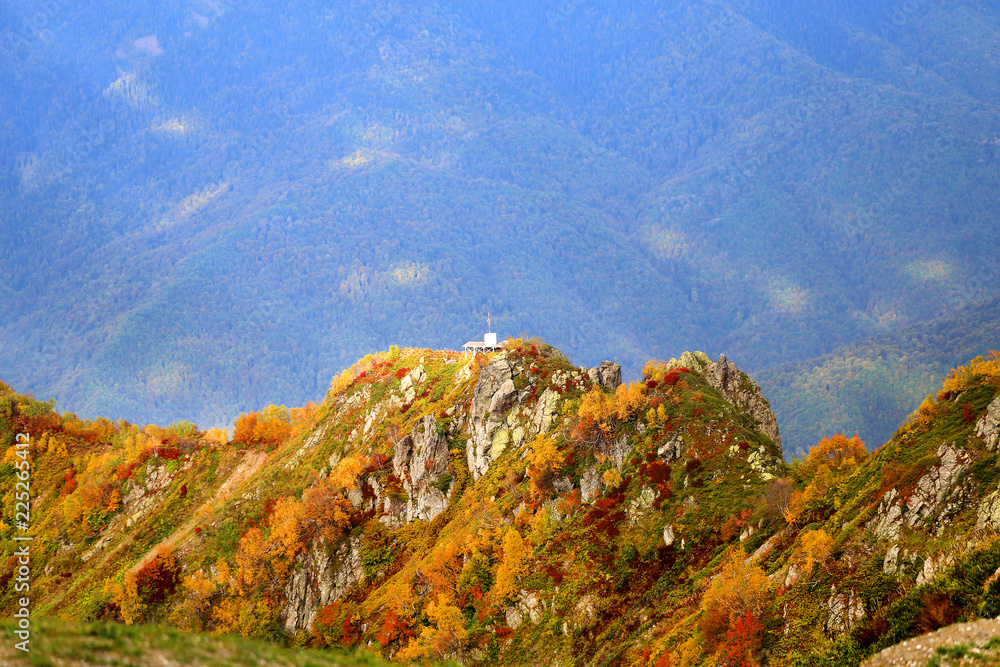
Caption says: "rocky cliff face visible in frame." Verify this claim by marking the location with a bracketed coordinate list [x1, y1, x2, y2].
[392, 414, 451, 524]
[9, 346, 1000, 667]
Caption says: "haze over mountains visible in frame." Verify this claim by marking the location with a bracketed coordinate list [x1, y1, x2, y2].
[2, 0, 999, 455]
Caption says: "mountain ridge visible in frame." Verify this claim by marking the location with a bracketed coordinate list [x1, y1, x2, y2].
[3, 342, 1000, 665]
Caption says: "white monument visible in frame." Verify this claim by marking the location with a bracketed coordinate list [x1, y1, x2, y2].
[463, 311, 502, 354]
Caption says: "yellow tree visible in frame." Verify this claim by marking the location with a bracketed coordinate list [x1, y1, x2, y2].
[528, 435, 565, 497]
[614, 381, 647, 420]
[397, 595, 469, 660]
[700, 550, 771, 663]
[789, 529, 833, 580]
[575, 387, 617, 444]
[491, 527, 530, 608]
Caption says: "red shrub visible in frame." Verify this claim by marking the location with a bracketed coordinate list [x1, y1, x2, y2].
[962, 403, 976, 424]
[654, 651, 673, 667]
[655, 486, 673, 507]
[158, 447, 180, 460]
[60, 470, 77, 497]
[395, 368, 409, 380]
[179, 483, 188, 498]
[134, 548, 181, 607]
[663, 372, 680, 386]
[723, 611, 763, 667]
[646, 379, 659, 389]
[376, 606, 413, 648]
[116, 461, 138, 480]
[738, 441, 750, 451]
[313, 601, 360, 647]
[647, 461, 672, 485]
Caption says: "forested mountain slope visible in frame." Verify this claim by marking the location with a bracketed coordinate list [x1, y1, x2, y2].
[758, 296, 1000, 458]
[1, 1, 999, 451]
[3, 343, 1000, 666]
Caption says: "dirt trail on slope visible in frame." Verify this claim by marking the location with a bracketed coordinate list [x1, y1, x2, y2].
[129, 450, 269, 574]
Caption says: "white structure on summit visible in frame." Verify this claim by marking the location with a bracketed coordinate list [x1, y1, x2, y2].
[463, 311, 502, 354]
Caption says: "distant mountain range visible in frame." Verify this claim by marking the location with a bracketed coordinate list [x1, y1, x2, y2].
[1, 0, 999, 454]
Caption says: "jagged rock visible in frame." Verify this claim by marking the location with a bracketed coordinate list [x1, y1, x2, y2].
[784, 563, 801, 588]
[705, 353, 783, 451]
[626, 487, 656, 525]
[868, 443, 970, 540]
[609, 436, 629, 469]
[505, 591, 544, 631]
[870, 488, 905, 541]
[552, 476, 573, 494]
[587, 361, 622, 391]
[750, 525, 792, 563]
[531, 388, 559, 433]
[489, 378, 517, 415]
[564, 594, 597, 632]
[976, 394, 1000, 450]
[394, 414, 452, 523]
[657, 436, 684, 462]
[662, 524, 676, 546]
[580, 465, 600, 502]
[399, 364, 427, 403]
[906, 443, 970, 533]
[976, 489, 1000, 530]
[393, 435, 413, 478]
[283, 535, 364, 633]
[826, 585, 865, 635]
[883, 544, 902, 575]
[746, 446, 779, 482]
[916, 552, 954, 586]
[468, 355, 515, 480]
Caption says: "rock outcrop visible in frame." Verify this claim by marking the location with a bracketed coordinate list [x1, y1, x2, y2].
[869, 442, 970, 541]
[976, 394, 1000, 450]
[392, 414, 452, 523]
[468, 355, 517, 480]
[587, 361, 622, 392]
[705, 353, 783, 451]
[466, 353, 573, 480]
[282, 535, 364, 633]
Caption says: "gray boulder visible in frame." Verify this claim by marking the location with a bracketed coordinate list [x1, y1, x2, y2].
[587, 361, 622, 391]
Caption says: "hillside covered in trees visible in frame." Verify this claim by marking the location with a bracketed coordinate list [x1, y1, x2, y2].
[758, 296, 1000, 458]
[2, 0, 1000, 454]
[4, 342, 1000, 666]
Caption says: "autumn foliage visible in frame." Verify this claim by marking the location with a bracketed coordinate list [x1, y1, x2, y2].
[700, 550, 771, 664]
[232, 404, 291, 449]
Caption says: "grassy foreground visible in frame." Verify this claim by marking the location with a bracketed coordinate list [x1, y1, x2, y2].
[0, 619, 396, 667]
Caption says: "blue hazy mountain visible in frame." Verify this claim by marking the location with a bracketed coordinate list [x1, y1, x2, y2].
[1, 0, 998, 452]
